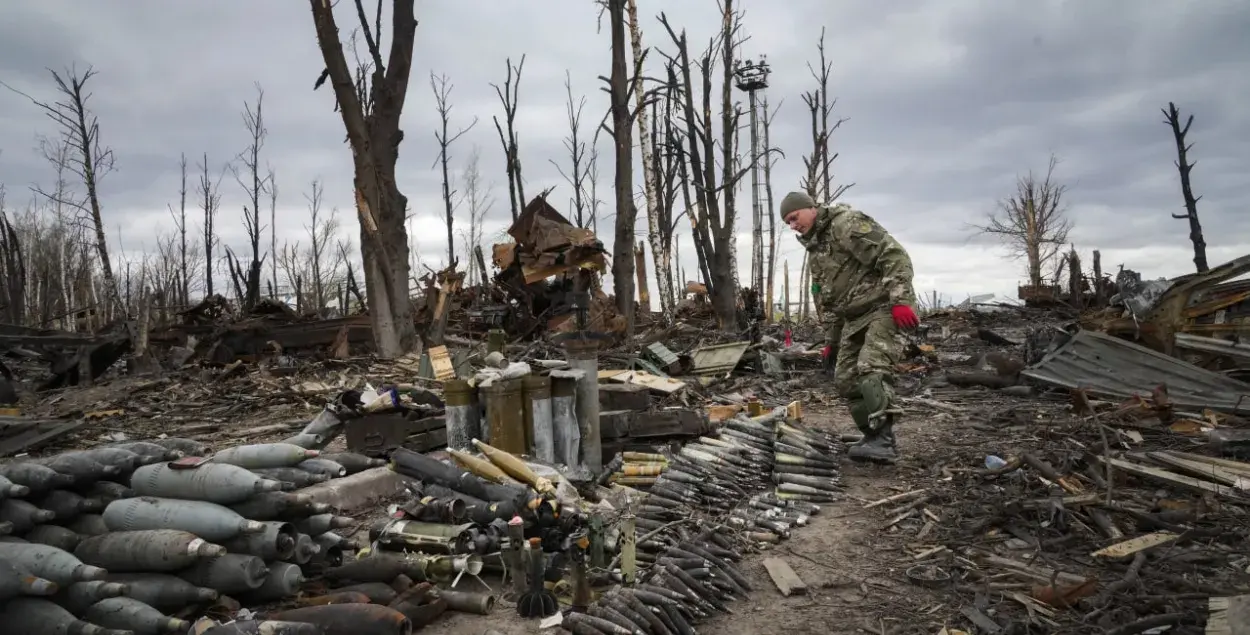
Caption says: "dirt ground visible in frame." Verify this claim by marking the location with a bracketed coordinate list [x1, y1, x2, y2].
[424, 404, 973, 635]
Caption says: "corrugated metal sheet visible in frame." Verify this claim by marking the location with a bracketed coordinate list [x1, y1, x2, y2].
[1021, 329, 1250, 414]
[1174, 333, 1250, 364]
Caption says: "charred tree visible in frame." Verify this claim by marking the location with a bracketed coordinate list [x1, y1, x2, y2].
[606, 0, 639, 331]
[799, 29, 851, 204]
[491, 56, 526, 222]
[431, 72, 477, 267]
[197, 153, 222, 298]
[659, 2, 749, 330]
[972, 154, 1072, 288]
[269, 168, 278, 298]
[1162, 102, 1208, 273]
[309, 0, 420, 357]
[0, 202, 24, 325]
[226, 84, 270, 310]
[762, 95, 779, 322]
[167, 153, 191, 306]
[17, 68, 121, 317]
[552, 71, 590, 228]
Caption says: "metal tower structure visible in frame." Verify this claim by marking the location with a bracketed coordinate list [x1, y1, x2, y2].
[733, 56, 771, 300]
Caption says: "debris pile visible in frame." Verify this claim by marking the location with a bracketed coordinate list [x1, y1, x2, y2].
[866, 299, 1250, 633]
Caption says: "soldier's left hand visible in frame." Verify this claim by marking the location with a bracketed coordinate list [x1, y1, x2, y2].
[891, 305, 919, 329]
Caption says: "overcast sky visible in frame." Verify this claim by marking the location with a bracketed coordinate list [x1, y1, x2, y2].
[1, 0, 1247, 310]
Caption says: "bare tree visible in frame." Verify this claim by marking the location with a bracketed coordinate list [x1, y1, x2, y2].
[491, 56, 526, 222]
[551, 71, 590, 228]
[226, 84, 270, 310]
[7, 68, 121, 316]
[269, 168, 278, 297]
[972, 154, 1073, 288]
[309, 0, 420, 357]
[0, 192, 24, 325]
[304, 179, 344, 313]
[431, 72, 477, 266]
[277, 241, 306, 313]
[800, 28, 851, 204]
[646, 64, 683, 321]
[603, 0, 658, 334]
[762, 95, 780, 322]
[197, 153, 223, 297]
[166, 154, 191, 306]
[627, 0, 660, 314]
[460, 148, 494, 287]
[36, 137, 90, 328]
[1162, 102, 1208, 273]
[586, 143, 604, 233]
[659, 2, 751, 329]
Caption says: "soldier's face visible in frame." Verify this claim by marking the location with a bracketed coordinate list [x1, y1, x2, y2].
[784, 208, 817, 234]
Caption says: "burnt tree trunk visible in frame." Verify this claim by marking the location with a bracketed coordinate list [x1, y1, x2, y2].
[608, 0, 638, 334]
[309, 0, 419, 357]
[1162, 102, 1208, 273]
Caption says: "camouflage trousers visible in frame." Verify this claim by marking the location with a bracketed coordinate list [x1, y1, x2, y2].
[824, 307, 901, 434]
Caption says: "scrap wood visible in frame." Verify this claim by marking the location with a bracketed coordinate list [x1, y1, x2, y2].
[1096, 456, 1244, 500]
[1166, 451, 1250, 477]
[864, 488, 928, 509]
[1207, 595, 1250, 635]
[1144, 451, 1250, 490]
[599, 369, 685, 394]
[762, 557, 807, 596]
[977, 555, 1088, 587]
[1090, 531, 1180, 560]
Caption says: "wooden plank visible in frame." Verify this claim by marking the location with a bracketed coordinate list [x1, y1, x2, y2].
[0, 419, 84, 457]
[707, 404, 744, 423]
[1168, 451, 1250, 477]
[762, 557, 806, 597]
[1146, 452, 1250, 490]
[605, 370, 685, 394]
[1207, 595, 1250, 635]
[1091, 532, 1179, 560]
[1099, 457, 1242, 499]
[427, 345, 456, 382]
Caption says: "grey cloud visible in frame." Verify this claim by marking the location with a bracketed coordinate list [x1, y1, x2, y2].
[1, 0, 1248, 304]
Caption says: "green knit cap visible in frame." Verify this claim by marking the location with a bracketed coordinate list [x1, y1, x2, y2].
[779, 191, 816, 219]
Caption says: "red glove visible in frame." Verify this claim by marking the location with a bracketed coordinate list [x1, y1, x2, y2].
[891, 305, 919, 329]
[821, 345, 833, 359]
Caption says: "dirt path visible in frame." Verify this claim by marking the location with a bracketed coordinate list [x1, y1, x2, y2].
[428, 406, 962, 635]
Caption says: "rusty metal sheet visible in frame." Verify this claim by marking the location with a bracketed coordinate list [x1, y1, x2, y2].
[1021, 329, 1250, 414]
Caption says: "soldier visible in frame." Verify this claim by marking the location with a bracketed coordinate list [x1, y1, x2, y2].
[781, 191, 918, 464]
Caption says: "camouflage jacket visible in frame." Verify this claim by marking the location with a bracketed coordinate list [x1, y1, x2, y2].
[799, 203, 916, 318]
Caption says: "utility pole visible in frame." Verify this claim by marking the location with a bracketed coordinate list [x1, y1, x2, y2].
[733, 56, 771, 303]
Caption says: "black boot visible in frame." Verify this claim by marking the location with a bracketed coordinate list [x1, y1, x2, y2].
[848, 418, 897, 464]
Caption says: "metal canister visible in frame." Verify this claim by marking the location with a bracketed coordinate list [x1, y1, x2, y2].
[482, 378, 526, 455]
[444, 379, 480, 451]
[550, 374, 580, 466]
[524, 375, 554, 462]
